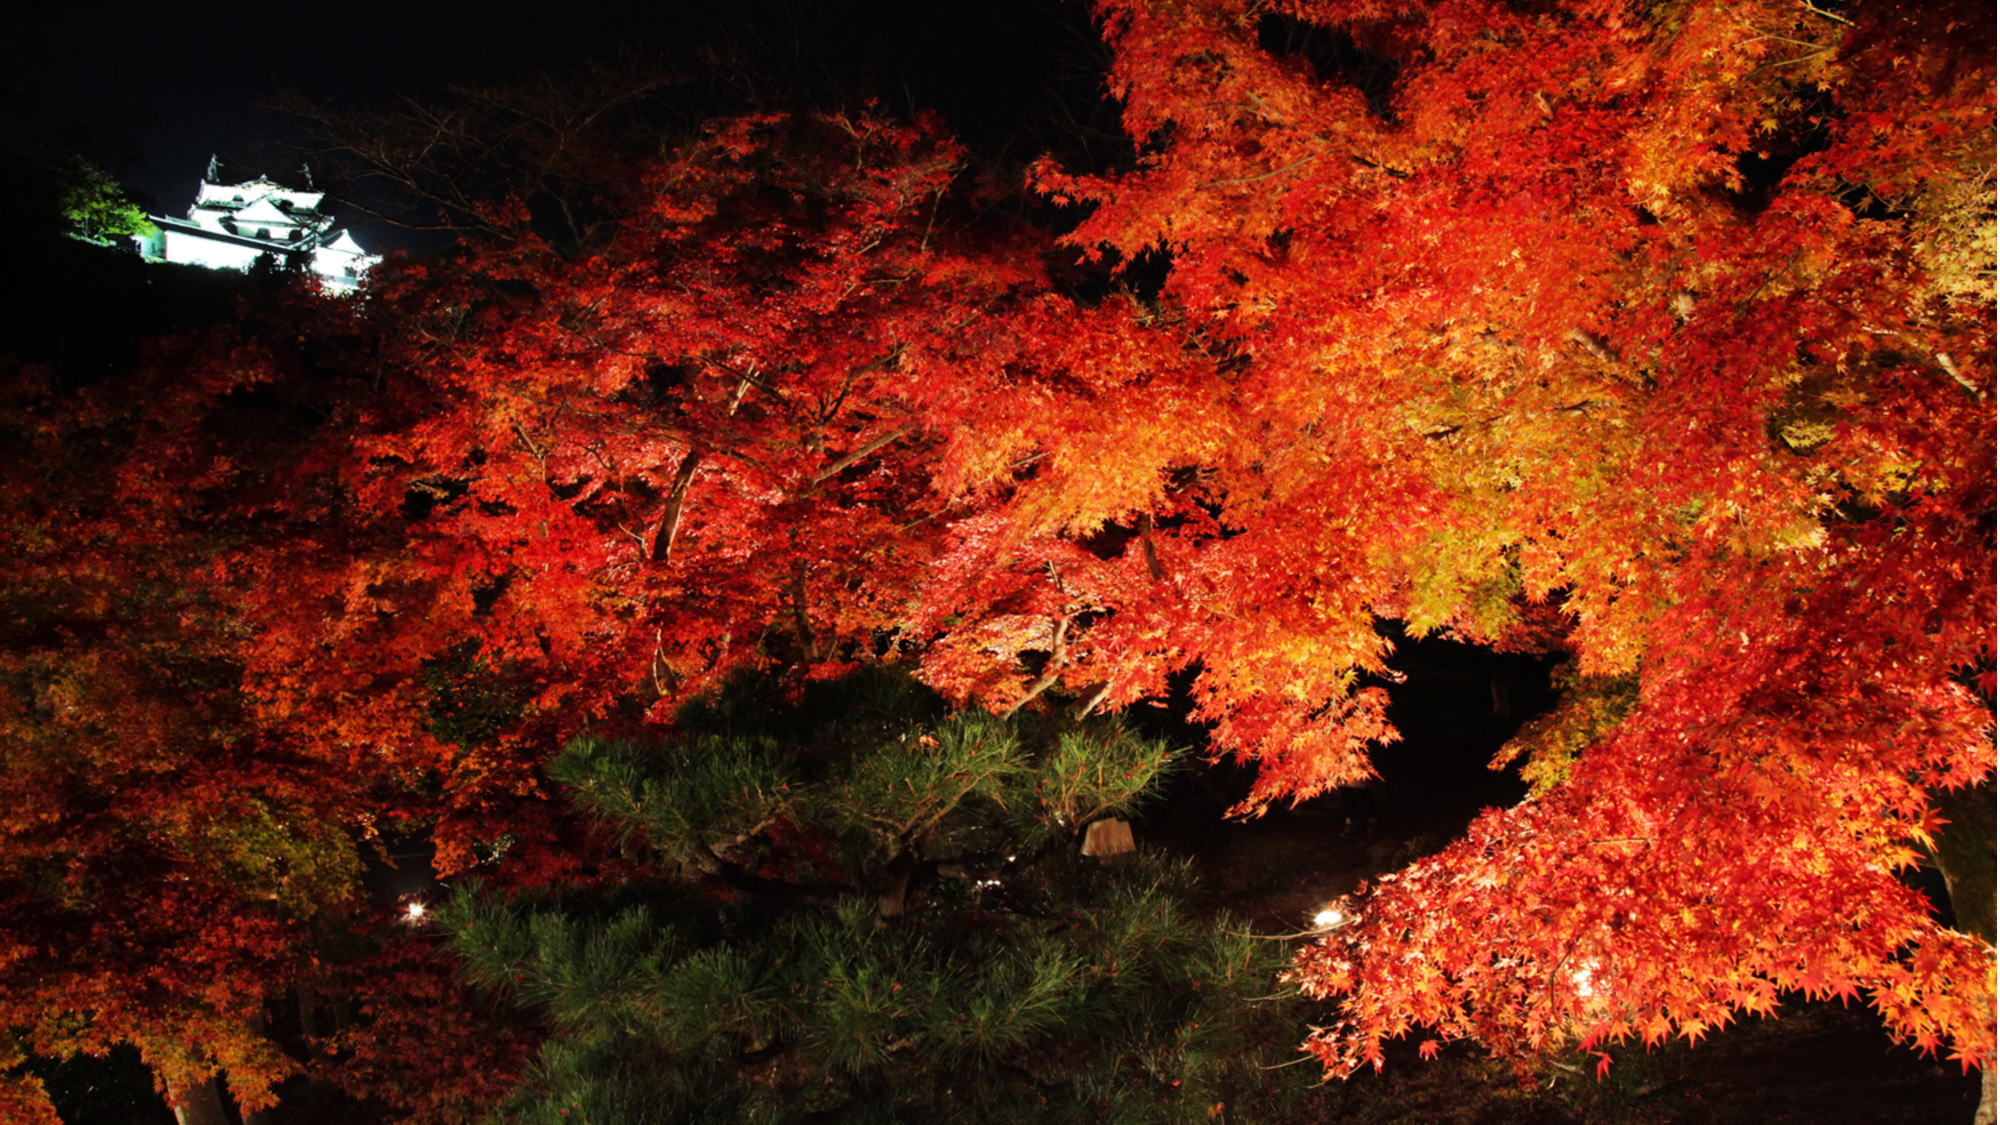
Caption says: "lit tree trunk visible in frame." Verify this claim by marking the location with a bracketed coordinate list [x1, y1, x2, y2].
[170, 1078, 230, 1125]
[1930, 782, 1995, 1125]
[1976, 1048, 1992, 1120]
[647, 450, 703, 563]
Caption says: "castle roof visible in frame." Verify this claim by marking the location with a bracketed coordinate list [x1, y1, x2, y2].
[194, 177, 327, 215]
[320, 229, 368, 256]
[233, 197, 295, 226]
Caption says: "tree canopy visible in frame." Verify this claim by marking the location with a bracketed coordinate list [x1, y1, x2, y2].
[1030, 0, 1995, 1075]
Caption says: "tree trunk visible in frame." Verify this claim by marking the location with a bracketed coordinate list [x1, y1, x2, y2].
[876, 850, 917, 921]
[297, 978, 322, 1041]
[647, 449, 703, 563]
[1933, 784, 1996, 944]
[170, 1078, 231, 1125]
[236, 1012, 274, 1125]
[1930, 781, 1995, 1125]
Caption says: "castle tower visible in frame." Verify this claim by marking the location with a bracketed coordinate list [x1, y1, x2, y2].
[134, 158, 379, 292]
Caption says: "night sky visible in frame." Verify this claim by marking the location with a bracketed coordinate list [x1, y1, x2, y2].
[15, 1, 1113, 253]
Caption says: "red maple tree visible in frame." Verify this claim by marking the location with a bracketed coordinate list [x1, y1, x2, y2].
[0, 310, 373, 1118]
[228, 113, 1076, 877]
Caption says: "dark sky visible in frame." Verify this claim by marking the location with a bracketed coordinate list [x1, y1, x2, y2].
[17, 2, 1115, 251]
[22, 4, 625, 206]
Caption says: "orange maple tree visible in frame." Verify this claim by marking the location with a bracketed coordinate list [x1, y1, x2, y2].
[993, 0, 1995, 1080]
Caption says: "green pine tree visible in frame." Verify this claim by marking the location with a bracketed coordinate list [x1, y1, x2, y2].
[442, 668, 1325, 1123]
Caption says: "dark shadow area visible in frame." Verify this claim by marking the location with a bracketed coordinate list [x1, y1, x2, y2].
[1134, 631, 1554, 932]
[1254, 11, 1401, 121]
[30, 1046, 173, 1125]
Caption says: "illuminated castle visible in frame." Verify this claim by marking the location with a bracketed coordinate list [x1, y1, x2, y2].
[135, 157, 378, 292]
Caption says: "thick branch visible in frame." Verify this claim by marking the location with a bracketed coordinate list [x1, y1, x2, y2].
[1003, 615, 1072, 718]
[1139, 512, 1167, 581]
[823, 343, 907, 425]
[1566, 328, 1622, 366]
[647, 449, 703, 563]
[789, 565, 821, 663]
[803, 426, 911, 491]
[1198, 154, 1320, 190]
[691, 834, 849, 906]
[1072, 681, 1114, 721]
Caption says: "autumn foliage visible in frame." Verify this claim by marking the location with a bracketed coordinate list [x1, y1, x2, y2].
[0, 313, 369, 1115]
[0, 0, 1992, 1117]
[1040, 0, 1995, 1076]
